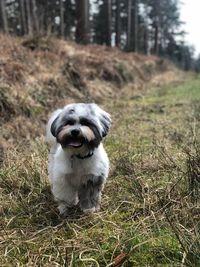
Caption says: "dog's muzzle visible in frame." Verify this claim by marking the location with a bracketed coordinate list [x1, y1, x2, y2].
[67, 128, 84, 148]
[58, 127, 86, 148]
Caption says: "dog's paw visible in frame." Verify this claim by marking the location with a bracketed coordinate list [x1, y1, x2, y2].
[82, 207, 96, 214]
[58, 203, 69, 215]
[82, 205, 101, 214]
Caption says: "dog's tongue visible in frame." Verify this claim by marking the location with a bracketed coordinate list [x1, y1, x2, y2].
[68, 141, 82, 147]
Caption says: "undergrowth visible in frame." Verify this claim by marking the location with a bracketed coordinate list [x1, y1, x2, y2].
[1, 77, 200, 266]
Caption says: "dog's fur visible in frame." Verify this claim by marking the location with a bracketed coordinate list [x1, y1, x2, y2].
[46, 103, 111, 214]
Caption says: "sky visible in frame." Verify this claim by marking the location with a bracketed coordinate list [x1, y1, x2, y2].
[180, 0, 200, 57]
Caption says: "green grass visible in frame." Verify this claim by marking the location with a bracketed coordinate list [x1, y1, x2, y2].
[146, 76, 200, 107]
[1, 77, 200, 266]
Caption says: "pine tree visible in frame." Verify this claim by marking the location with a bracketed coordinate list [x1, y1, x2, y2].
[0, 0, 8, 33]
[127, 0, 132, 50]
[32, 0, 39, 34]
[115, 0, 121, 47]
[60, 0, 65, 37]
[106, 0, 112, 46]
[64, 0, 76, 39]
[75, 0, 89, 44]
[132, 0, 138, 52]
[26, 0, 33, 35]
[148, 0, 183, 56]
[19, 0, 27, 35]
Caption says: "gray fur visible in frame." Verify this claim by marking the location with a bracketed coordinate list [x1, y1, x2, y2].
[46, 103, 111, 215]
[51, 103, 111, 139]
[78, 175, 104, 212]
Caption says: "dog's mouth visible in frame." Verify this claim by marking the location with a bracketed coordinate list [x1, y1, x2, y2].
[64, 137, 85, 148]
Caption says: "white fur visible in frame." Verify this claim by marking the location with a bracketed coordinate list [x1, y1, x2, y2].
[46, 103, 110, 214]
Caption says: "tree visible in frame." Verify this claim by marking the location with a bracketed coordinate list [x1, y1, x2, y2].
[127, 0, 132, 50]
[93, 0, 111, 46]
[148, 0, 183, 56]
[141, 1, 150, 55]
[181, 45, 195, 71]
[60, 0, 65, 37]
[0, 0, 8, 33]
[105, 0, 112, 46]
[132, 0, 138, 52]
[32, 0, 39, 34]
[150, 0, 161, 55]
[75, 0, 89, 44]
[64, 0, 76, 39]
[26, 0, 33, 35]
[19, 0, 27, 35]
[194, 55, 200, 73]
[115, 0, 121, 47]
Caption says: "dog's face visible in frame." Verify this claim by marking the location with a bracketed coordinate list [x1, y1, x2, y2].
[50, 103, 111, 153]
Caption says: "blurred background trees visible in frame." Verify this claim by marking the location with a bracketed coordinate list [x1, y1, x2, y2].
[0, 0, 199, 71]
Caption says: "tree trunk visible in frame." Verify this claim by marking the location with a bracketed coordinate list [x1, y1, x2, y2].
[26, 0, 33, 35]
[143, 24, 149, 55]
[143, 4, 149, 55]
[127, 0, 132, 50]
[64, 0, 70, 39]
[105, 0, 112, 46]
[153, 0, 160, 55]
[75, 0, 89, 44]
[154, 24, 159, 55]
[19, 0, 27, 35]
[0, 0, 9, 33]
[133, 0, 138, 52]
[32, 0, 39, 34]
[60, 0, 65, 37]
[115, 0, 120, 47]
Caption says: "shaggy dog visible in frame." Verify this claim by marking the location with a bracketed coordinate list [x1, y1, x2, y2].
[46, 103, 111, 214]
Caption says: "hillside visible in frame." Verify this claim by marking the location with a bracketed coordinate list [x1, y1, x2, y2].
[0, 34, 183, 151]
[1, 34, 199, 266]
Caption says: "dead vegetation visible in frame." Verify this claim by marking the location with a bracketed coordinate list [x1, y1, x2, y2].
[1, 77, 200, 265]
[1, 34, 199, 266]
[0, 34, 184, 153]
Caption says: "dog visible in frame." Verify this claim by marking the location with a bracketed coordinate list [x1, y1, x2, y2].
[46, 103, 111, 214]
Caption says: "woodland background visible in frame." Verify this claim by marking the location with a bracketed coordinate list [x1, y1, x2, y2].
[1, 1, 200, 266]
[0, 0, 200, 71]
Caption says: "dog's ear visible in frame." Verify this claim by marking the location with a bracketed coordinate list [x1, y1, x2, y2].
[51, 115, 60, 137]
[99, 111, 111, 137]
[90, 104, 111, 138]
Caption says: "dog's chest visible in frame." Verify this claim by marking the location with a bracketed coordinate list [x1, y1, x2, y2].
[71, 157, 94, 174]
[54, 146, 108, 186]
[66, 157, 95, 186]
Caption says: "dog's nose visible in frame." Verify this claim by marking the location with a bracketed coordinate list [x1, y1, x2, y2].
[71, 129, 80, 136]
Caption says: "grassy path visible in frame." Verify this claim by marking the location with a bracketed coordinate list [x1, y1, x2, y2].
[1, 77, 200, 266]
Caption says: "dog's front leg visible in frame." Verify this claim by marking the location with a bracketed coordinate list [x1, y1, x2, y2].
[78, 175, 104, 213]
[51, 175, 78, 215]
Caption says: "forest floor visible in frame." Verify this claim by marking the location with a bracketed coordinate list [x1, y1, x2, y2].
[0, 34, 200, 266]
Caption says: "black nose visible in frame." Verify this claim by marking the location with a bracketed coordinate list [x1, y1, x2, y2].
[71, 129, 80, 136]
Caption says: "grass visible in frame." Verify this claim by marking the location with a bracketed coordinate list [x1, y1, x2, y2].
[1, 76, 200, 266]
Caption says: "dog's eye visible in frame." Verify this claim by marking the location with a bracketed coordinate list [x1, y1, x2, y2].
[80, 118, 90, 126]
[66, 119, 75, 125]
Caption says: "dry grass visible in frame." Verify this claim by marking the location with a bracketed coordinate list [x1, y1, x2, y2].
[0, 33, 185, 155]
[0, 34, 181, 148]
[1, 74, 200, 266]
[1, 34, 199, 266]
